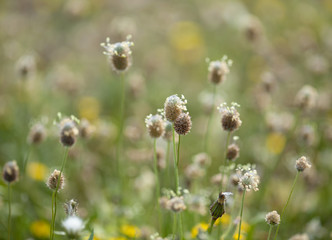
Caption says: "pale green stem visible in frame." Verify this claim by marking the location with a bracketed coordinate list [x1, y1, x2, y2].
[172, 127, 179, 194]
[220, 132, 231, 192]
[172, 213, 177, 240]
[166, 141, 170, 185]
[23, 147, 31, 175]
[7, 183, 11, 240]
[267, 225, 273, 240]
[273, 171, 299, 240]
[237, 190, 246, 240]
[176, 135, 184, 240]
[179, 212, 184, 240]
[203, 85, 217, 151]
[51, 147, 69, 240]
[153, 139, 161, 230]
[208, 218, 217, 234]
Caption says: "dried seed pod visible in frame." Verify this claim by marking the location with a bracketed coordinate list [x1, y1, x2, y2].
[47, 169, 65, 191]
[226, 143, 240, 161]
[174, 113, 192, 135]
[2, 161, 19, 184]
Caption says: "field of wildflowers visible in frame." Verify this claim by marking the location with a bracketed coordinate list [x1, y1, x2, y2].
[0, 0, 332, 239]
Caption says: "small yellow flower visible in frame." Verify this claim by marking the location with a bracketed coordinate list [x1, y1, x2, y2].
[30, 220, 50, 238]
[266, 132, 286, 155]
[84, 236, 102, 240]
[190, 222, 209, 238]
[109, 237, 127, 240]
[214, 213, 230, 226]
[27, 162, 48, 181]
[120, 224, 140, 238]
[233, 233, 245, 240]
[78, 96, 100, 122]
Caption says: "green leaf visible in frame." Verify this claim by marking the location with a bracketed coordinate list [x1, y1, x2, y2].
[88, 229, 94, 240]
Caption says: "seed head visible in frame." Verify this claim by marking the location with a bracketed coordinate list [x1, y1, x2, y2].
[297, 125, 315, 147]
[185, 164, 205, 180]
[174, 112, 192, 135]
[226, 143, 240, 161]
[164, 94, 187, 122]
[64, 199, 79, 216]
[295, 85, 318, 111]
[295, 156, 311, 172]
[163, 121, 173, 141]
[27, 123, 47, 145]
[230, 173, 240, 187]
[207, 56, 232, 85]
[101, 36, 134, 73]
[60, 118, 79, 147]
[47, 169, 65, 191]
[168, 196, 186, 213]
[145, 114, 165, 138]
[265, 210, 280, 225]
[16, 55, 36, 79]
[62, 216, 85, 239]
[79, 118, 95, 139]
[238, 168, 260, 192]
[2, 161, 19, 184]
[193, 152, 211, 167]
[218, 102, 242, 132]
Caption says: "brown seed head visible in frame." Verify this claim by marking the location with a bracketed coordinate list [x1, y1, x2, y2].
[295, 156, 311, 172]
[145, 114, 165, 138]
[265, 210, 280, 225]
[47, 169, 65, 191]
[2, 161, 19, 184]
[219, 103, 242, 132]
[226, 143, 240, 161]
[164, 94, 187, 122]
[27, 123, 47, 145]
[60, 118, 79, 147]
[208, 57, 232, 85]
[174, 113, 192, 135]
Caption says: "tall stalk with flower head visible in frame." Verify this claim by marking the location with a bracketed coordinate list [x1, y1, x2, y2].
[2, 161, 19, 240]
[145, 113, 165, 230]
[204, 56, 232, 152]
[273, 156, 311, 240]
[48, 116, 79, 240]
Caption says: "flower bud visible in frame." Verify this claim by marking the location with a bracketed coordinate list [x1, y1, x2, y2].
[47, 169, 65, 191]
[164, 94, 187, 122]
[295, 156, 311, 172]
[2, 161, 19, 184]
[174, 113, 192, 135]
[60, 118, 79, 147]
[265, 210, 280, 225]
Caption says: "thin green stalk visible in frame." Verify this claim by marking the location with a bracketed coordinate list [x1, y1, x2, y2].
[172, 127, 179, 194]
[51, 148, 69, 240]
[50, 191, 54, 238]
[7, 183, 11, 240]
[273, 171, 299, 240]
[203, 85, 217, 151]
[176, 135, 184, 240]
[166, 141, 170, 185]
[267, 225, 273, 240]
[179, 212, 184, 240]
[220, 132, 231, 192]
[153, 139, 161, 230]
[22, 147, 31, 175]
[237, 190, 246, 240]
[172, 213, 177, 240]
[208, 218, 217, 234]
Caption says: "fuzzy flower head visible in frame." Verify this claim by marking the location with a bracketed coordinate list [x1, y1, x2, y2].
[218, 102, 242, 132]
[237, 166, 260, 192]
[163, 94, 187, 122]
[145, 113, 165, 138]
[46, 169, 65, 191]
[2, 161, 19, 184]
[207, 56, 233, 85]
[265, 210, 280, 225]
[62, 216, 85, 239]
[56, 114, 80, 147]
[289, 233, 310, 240]
[174, 112, 192, 135]
[295, 156, 311, 172]
[101, 35, 134, 73]
[167, 196, 187, 213]
[295, 85, 318, 111]
[27, 123, 47, 145]
[64, 199, 79, 216]
[163, 121, 173, 141]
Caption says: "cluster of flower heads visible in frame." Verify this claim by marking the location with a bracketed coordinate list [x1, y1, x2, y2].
[236, 164, 260, 192]
[207, 56, 233, 85]
[101, 35, 134, 73]
[218, 102, 242, 132]
[185, 152, 211, 180]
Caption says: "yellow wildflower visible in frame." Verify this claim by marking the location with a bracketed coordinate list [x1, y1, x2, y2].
[30, 220, 50, 238]
[214, 213, 230, 226]
[191, 222, 209, 238]
[109, 237, 127, 240]
[120, 224, 140, 238]
[266, 132, 286, 155]
[78, 96, 100, 122]
[27, 162, 48, 181]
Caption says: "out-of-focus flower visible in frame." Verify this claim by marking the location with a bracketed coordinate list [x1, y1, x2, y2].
[207, 56, 232, 85]
[218, 102, 242, 132]
[265, 112, 294, 133]
[296, 156, 311, 172]
[295, 85, 318, 111]
[288, 233, 310, 240]
[238, 168, 260, 191]
[78, 97, 100, 122]
[30, 220, 50, 238]
[27, 162, 48, 181]
[266, 132, 286, 155]
[27, 123, 47, 145]
[191, 223, 209, 238]
[120, 224, 141, 238]
[2, 161, 19, 184]
[16, 54, 36, 79]
[62, 216, 85, 239]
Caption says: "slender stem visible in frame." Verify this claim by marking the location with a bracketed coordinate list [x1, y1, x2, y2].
[166, 141, 170, 184]
[51, 147, 69, 240]
[267, 225, 273, 240]
[177, 135, 181, 167]
[172, 127, 179, 194]
[172, 213, 177, 240]
[237, 190, 246, 240]
[153, 139, 161, 230]
[179, 212, 184, 240]
[23, 147, 31, 175]
[273, 172, 299, 240]
[203, 84, 217, 151]
[220, 132, 231, 192]
[208, 218, 217, 234]
[7, 183, 11, 240]
[50, 191, 54, 239]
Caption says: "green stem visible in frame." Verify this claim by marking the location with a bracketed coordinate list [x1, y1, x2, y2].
[51, 147, 69, 240]
[179, 212, 184, 240]
[220, 132, 231, 192]
[273, 171, 299, 240]
[203, 85, 217, 151]
[23, 147, 31, 175]
[208, 218, 217, 234]
[50, 191, 54, 239]
[237, 190, 246, 240]
[267, 225, 273, 240]
[7, 183, 11, 240]
[153, 139, 161, 230]
[172, 127, 179, 194]
[166, 141, 170, 185]
[172, 213, 177, 240]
